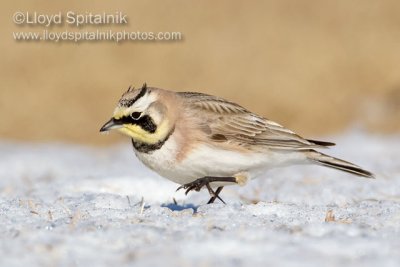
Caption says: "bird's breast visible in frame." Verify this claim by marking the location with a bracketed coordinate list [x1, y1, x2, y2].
[133, 133, 308, 185]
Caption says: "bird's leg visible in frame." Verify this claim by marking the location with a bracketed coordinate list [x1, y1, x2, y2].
[177, 176, 236, 194]
[176, 176, 236, 203]
[207, 186, 225, 204]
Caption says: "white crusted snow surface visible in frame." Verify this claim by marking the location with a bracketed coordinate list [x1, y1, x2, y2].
[0, 132, 399, 267]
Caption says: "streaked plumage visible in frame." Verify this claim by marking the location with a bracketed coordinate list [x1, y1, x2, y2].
[100, 84, 373, 203]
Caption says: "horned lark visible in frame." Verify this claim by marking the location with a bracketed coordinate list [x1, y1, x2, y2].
[100, 84, 373, 204]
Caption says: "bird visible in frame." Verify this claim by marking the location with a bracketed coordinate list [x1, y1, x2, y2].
[100, 83, 374, 204]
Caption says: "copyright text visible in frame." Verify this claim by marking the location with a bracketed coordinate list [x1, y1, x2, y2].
[13, 11, 128, 27]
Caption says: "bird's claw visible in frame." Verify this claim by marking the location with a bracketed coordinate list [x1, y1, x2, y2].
[176, 179, 209, 195]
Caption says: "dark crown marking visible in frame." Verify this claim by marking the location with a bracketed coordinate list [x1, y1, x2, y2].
[125, 85, 134, 93]
[120, 83, 148, 107]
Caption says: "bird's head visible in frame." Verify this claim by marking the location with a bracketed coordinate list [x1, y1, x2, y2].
[100, 84, 175, 144]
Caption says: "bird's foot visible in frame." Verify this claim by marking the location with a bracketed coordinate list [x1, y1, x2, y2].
[176, 178, 211, 195]
[176, 176, 237, 204]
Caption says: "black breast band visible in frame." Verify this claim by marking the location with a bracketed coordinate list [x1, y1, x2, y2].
[131, 126, 175, 153]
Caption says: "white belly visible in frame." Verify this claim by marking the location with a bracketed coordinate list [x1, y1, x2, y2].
[135, 136, 307, 185]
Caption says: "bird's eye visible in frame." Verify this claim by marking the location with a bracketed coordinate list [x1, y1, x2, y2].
[130, 112, 141, 120]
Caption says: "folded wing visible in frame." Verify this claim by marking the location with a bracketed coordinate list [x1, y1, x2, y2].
[179, 92, 333, 151]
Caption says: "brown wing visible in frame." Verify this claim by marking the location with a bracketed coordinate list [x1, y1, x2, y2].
[178, 92, 333, 151]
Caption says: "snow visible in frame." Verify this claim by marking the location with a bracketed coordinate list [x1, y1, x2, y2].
[0, 131, 399, 267]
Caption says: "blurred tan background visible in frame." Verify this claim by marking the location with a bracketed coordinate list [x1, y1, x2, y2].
[1, 0, 399, 145]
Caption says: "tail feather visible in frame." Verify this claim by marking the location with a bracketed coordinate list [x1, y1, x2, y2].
[307, 139, 336, 147]
[307, 150, 374, 178]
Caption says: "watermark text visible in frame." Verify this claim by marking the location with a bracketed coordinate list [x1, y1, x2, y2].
[13, 11, 128, 27]
[13, 29, 182, 43]
[12, 11, 183, 43]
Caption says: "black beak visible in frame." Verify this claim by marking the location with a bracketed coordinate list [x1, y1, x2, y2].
[100, 118, 122, 132]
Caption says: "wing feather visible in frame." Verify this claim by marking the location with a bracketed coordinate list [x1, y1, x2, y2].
[178, 92, 331, 151]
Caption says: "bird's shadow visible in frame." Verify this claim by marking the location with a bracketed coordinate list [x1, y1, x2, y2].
[161, 202, 199, 213]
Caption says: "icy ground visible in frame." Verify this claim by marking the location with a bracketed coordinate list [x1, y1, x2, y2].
[0, 132, 399, 267]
